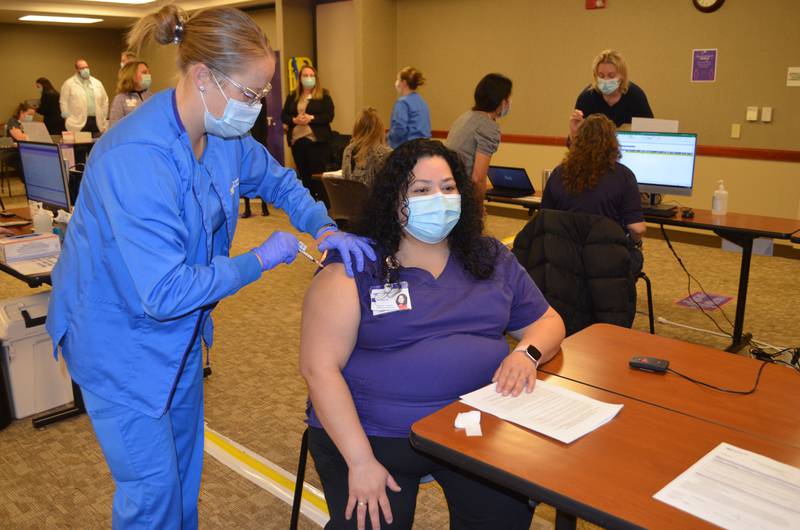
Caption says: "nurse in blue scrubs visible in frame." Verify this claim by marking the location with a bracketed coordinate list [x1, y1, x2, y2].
[45, 4, 374, 528]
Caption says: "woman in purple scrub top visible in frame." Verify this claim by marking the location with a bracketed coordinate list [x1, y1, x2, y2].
[300, 139, 565, 530]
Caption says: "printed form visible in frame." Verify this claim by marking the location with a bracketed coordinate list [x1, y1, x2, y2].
[654, 442, 800, 530]
[460, 380, 623, 444]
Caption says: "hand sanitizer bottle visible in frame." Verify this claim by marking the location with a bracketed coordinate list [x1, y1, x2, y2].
[32, 205, 54, 234]
[711, 180, 728, 216]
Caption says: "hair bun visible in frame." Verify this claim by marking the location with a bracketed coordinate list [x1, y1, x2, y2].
[153, 4, 187, 45]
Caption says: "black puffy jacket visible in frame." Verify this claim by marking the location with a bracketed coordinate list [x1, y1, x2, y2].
[512, 209, 636, 336]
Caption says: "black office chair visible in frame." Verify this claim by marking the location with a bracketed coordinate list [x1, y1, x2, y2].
[512, 209, 654, 336]
[321, 176, 369, 230]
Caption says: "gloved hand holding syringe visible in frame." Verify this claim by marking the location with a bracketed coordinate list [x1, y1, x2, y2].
[297, 241, 323, 267]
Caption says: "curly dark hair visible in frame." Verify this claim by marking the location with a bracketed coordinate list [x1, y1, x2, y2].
[562, 114, 620, 194]
[352, 138, 499, 280]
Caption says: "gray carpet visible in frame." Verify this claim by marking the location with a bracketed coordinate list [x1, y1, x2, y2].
[0, 180, 797, 529]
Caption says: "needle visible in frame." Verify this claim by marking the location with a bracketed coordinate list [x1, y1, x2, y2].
[298, 241, 323, 267]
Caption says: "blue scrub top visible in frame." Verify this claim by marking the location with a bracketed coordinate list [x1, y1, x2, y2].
[47, 89, 333, 417]
[388, 92, 431, 149]
[307, 241, 549, 437]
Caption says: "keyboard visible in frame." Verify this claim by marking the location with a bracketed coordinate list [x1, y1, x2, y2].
[0, 220, 32, 227]
[642, 207, 677, 218]
[486, 188, 535, 198]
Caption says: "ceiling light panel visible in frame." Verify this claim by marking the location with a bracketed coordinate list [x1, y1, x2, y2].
[19, 15, 103, 24]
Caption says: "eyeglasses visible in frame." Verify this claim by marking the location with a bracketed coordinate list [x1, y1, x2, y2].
[212, 70, 271, 107]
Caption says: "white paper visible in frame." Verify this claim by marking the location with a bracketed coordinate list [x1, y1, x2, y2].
[787, 67, 800, 87]
[460, 380, 623, 444]
[654, 442, 800, 530]
[454, 411, 482, 437]
[7, 255, 58, 276]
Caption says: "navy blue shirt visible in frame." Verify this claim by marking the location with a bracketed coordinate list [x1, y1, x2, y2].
[575, 81, 653, 127]
[542, 162, 644, 230]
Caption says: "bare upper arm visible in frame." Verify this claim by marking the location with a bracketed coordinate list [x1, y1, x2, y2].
[471, 151, 492, 183]
[299, 263, 361, 377]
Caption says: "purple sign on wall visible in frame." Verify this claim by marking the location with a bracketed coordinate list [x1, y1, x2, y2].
[266, 50, 285, 165]
[692, 49, 717, 82]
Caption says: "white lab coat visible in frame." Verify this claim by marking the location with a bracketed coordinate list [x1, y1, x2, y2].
[60, 74, 109, 133]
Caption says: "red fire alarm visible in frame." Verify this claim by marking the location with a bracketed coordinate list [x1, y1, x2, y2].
[586, 0, 606, 9]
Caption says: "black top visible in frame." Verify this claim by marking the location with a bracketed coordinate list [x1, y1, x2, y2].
[574, 82, 653, 127]
[541, 162, 644, 230]
[6, 116, 22, 134]
[281, 90, 334, 144]
[36, 89, 65, 134]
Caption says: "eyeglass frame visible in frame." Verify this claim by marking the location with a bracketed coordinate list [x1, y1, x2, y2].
[211, 69, 271, 107]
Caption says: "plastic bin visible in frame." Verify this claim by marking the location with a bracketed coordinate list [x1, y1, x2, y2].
[0, 292, 73, 419]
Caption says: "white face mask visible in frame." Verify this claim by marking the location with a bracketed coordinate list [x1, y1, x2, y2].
[498, 100, 511, 118]
[200, 73, 262, 138]
[394, 79, 401, 94]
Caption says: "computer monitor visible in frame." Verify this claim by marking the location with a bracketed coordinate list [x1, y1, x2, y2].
[17, 141, 71, 213]
[616, 131, 697, 197]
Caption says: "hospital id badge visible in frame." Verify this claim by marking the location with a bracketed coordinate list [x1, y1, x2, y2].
[370, 281, 411, 316]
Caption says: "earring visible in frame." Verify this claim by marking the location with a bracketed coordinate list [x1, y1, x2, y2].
[199, 86, 205, 92]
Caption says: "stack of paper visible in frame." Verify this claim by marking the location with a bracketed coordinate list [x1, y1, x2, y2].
[654, 443, 800, 530]
[7, 255, 58, 276]
[460, 380, 623, 444]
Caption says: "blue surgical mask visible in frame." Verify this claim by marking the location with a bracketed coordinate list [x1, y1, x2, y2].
[79, 68, 91, 80]
[498, 100, 511, 118]
[403, 192, 461, 244]
[140, 74, 152, 90]
[597, 77, 620, 95]
[200, 74, 262, 138]
[301, 76, 316, 89]
[22, 114, 33, 122]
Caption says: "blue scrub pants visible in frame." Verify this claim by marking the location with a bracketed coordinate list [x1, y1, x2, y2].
[82, 345, 204, 529]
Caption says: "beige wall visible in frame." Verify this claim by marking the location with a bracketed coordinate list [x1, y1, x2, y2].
[316, 1, 356, 134]
[354, 0, 397, 128]
[0, 23, 124, 123]
[135, 7, 278, 95]
[396, 0, 800, 150]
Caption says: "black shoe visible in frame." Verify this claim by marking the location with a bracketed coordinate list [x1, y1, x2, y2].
[240, 210, 252, 219]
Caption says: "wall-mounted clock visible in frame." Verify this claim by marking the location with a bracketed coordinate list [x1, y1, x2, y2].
[693, 0, 725, 13]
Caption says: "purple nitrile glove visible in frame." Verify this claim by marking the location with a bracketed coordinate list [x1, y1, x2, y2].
[251, 231, 299, 271]
[317, 230, 376, 277]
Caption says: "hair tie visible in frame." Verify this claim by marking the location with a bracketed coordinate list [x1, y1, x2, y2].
[173, 20, 184, 44]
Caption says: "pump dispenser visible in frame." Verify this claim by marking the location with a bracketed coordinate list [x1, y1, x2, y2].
[32, 204, 54, 234]
[712, 180, 728, 215]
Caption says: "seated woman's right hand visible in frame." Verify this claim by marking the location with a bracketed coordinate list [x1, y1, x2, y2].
[346, 458, 401, 530]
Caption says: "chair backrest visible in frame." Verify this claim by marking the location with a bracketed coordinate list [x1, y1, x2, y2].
[512, 208, 636, 336]
[326, 132, 352, 171]
[321, 176, 369, 227]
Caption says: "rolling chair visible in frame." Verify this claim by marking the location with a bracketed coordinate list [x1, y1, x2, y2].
[320, 176, 369, 230]
[512, 209, 655, 336]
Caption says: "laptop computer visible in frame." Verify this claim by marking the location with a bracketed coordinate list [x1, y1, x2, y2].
[21, 121, 53, 143]
[486, 166, 535, 198]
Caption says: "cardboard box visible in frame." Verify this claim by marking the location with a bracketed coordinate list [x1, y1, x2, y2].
[0, 233, 60, 264]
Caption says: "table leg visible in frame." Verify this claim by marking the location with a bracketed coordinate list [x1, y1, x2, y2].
[555, 509, 577, 530]
[714, 229, 754, 352]
[31, 381, 85, 428]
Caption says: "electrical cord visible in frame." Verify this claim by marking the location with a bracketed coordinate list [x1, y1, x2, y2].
[660, 225, 735, 334]
[666, 361, 769, 395]
[659, 226, 800, 371]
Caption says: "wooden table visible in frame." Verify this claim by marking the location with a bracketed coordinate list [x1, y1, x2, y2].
[411, 375, 800, 530]
[485, 195, 800, 352]
[542, 324, 800, 449]
[645, 208, 800, 352]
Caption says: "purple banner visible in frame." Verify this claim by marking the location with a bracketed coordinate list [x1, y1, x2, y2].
[266, 50, 285, 165]
[691, 49, 717, 82]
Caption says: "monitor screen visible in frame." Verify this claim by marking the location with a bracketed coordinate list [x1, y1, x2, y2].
[616, 131, 698, 196]
[17, 142, 70, 210]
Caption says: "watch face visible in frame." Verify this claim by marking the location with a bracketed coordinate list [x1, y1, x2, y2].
[526, 345, 542, 361]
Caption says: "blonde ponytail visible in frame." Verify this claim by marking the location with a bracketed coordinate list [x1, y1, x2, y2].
[127, 3, 272, 75]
